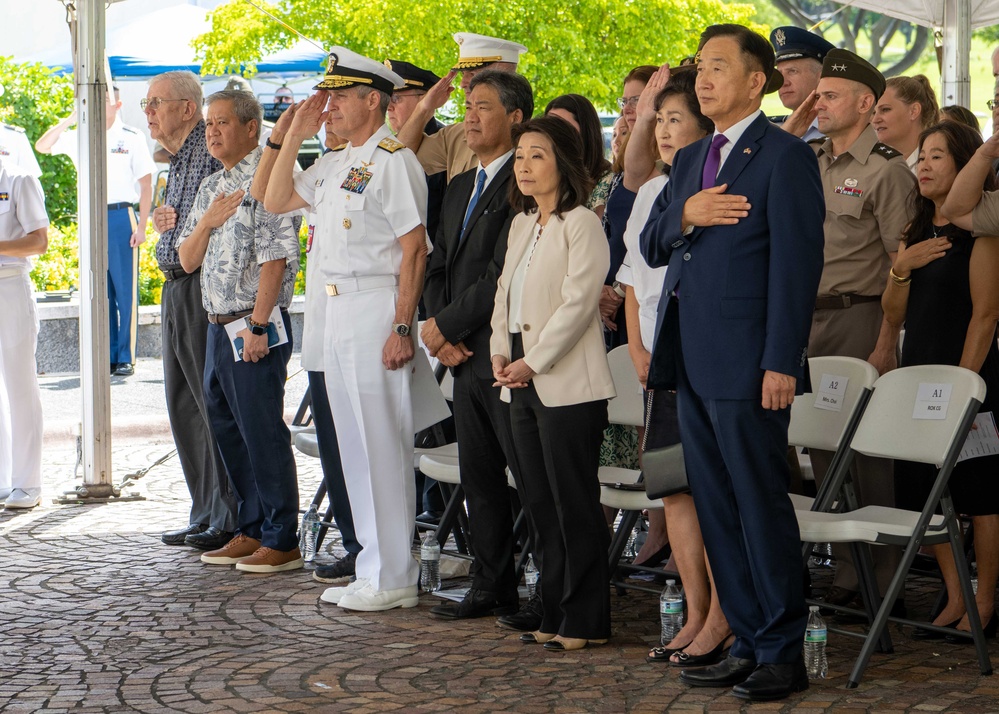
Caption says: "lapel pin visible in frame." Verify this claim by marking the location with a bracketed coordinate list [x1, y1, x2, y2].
[743, 148, 752, 154]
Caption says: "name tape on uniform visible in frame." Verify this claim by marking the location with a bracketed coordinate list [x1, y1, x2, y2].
[814, 373, 849, 412]
[913, 382, 952, 420]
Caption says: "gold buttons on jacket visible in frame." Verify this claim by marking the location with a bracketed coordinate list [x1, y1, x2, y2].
[343, 218, 352, 229]
[522, 324, 531, 331]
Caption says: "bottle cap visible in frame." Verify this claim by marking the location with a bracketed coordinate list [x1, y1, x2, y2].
[809, 605, 820, 612]
[666, 579, 676, 586]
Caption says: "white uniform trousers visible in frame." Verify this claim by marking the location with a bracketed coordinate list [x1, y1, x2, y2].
[0, 269, 42, 490]
[324, 287, 418, 592]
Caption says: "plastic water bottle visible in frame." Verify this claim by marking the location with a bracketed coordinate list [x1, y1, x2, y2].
[804, 605, 828, 679]
[625, 521, 642, 559]
[809, 542, 834, 568]
[524, 555, 539, 597]
[299, 504, 320, 563]
[420, 532, 441, 592]
[660, 579, 684, 644]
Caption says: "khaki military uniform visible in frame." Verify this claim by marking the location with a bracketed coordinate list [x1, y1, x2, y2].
[808, 124, 915, 595]
[415, 121, 477, 182]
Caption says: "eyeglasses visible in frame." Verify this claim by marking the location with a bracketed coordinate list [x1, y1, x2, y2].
[988, 99, 997, 111]
[140, 97, 188, 111]
[390, 92, 425, 105]
[616, 96, 640, 109]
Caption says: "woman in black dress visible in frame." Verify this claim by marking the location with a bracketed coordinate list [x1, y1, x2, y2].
[884, 121, 999, 639]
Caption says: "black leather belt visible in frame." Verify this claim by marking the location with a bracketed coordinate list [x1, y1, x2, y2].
[207, 309, 253, 325]
[108, 202, 133, 211]
[814, 294, 881, 310]
[162, 267, 193, 281]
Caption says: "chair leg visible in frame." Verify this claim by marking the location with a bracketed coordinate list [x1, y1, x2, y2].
[851, 541, 894, 654]
[309, 480, 330, 549]
[847, 533, 925, 688]
[946, 513, 993, 676]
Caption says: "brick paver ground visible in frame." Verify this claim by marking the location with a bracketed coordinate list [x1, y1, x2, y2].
[4, 374, 999, 711]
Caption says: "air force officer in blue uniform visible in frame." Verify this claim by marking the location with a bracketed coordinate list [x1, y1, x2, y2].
[641, 24, 825, 701]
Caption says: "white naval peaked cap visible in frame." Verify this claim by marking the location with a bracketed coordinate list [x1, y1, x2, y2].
[314, 46, 404, 94]
[451, 32, 527, 70]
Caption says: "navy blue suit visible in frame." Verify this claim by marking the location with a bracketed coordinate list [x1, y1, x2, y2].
[640, 112, 824, 664]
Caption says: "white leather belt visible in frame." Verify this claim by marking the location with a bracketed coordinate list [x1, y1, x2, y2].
[0, 266, 26, 279]
[326, 275, 398, 297]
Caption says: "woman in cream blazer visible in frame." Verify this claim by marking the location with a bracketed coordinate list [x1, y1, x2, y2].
[490, 117, 615, 652]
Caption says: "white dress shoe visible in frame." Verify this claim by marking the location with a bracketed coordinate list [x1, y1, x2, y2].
[337, 584, 419, 612]
[0, 488, 11, 501]
[5, 488, 41, 509]
[320, 577, 369, 605]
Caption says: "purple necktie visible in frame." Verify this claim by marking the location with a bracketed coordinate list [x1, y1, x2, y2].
[701, 134, 730, 190]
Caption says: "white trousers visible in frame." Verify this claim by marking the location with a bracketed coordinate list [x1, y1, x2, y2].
[0, 270, 42, 490]
[324, 287, 417, 591]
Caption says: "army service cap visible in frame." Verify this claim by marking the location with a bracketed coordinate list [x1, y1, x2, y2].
[821, 48, 886, 100]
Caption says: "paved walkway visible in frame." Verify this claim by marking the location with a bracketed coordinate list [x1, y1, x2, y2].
[4, 360, 999, 712]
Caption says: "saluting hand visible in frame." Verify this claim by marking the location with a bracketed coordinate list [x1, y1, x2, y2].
[269, 100, 299, 144]
[288, 91, 327, 141]
[681, 184, 751, 230]
[979, 131, 999, 161]
[780, 91, 819, 138]
[635, 64, 671, 123]
[420, 71, 458, 113]
[202, 190, 245, 230]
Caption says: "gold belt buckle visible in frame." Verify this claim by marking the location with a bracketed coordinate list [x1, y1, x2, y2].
[325, 283, 339, 297]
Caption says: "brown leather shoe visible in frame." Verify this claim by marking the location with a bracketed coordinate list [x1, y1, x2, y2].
[200, 534, 262, 565]
[234, 546, 304, 573]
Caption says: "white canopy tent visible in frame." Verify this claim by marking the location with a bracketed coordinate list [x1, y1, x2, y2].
[831, 0, 995, 107]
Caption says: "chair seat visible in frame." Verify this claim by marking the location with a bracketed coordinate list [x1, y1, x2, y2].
[598, 466, 642, 486]
[600, 484, 663, 511]
[289, 423, 316, 445]
[414, 441, 458, 470]
[294, 431, 320, 459]
[796, 505, 946, 545]
[789, 493, 815, 511]
[419, 451, 461, 485]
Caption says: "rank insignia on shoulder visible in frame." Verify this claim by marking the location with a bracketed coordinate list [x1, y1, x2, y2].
[0, 192, 9, 201]
[377, 137, 405, 153]
[873, 142, 901, 159]
[671, 240, 684, 249]
[331, 143, 348, 152]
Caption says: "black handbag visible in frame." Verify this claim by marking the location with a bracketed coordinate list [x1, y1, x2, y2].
[641, 389, 689, 499]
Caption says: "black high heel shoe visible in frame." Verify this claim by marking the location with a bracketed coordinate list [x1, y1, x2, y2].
[943, 612, 998, 644]
[646, 642, 688, 663]
[668, 635, 734, 668]
[911, 619, 960, 641]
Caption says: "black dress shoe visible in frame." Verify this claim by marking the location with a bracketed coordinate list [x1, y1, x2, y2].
[110, 363, 119, 375]
[114, 363, 134, 377]
[679, 654, 757, 688]
[431, 588, 519, 619]
[416, 510, 443, 525]
[732, 661, 809, 702]
[820, 585, 858, 611]
[496, 591, 543, 631]
[184, 527, 234, 550]
[943, 612, 998, 643]
[162, 524, 207, 545]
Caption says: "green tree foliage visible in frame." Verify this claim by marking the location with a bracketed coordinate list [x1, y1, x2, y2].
[0, 57, 76, 225]
[195, 0, 760, 113]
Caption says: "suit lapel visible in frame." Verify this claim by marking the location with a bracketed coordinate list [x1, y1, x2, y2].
[714, 113, 768, 190]
[458, 156, 514, 246]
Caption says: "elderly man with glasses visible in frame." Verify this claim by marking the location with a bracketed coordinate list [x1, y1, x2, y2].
[143, 70, 238, 552]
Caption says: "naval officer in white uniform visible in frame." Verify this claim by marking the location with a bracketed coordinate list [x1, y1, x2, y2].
[264, 48, 432, 612]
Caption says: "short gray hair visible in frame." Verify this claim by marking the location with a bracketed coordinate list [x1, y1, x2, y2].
[155, 70, 203, 106]
[206, 89, 263, 140]
[355, 86, 390, 115]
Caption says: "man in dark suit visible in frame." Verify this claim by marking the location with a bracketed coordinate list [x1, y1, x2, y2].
[421, 70, 534, 621]
[641, 24, 825, 701]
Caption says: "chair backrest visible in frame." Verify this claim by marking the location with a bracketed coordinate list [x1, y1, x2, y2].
[788, 356, 879, 452]
[850, 364, 986, 465]
[606, 345, 645, 428]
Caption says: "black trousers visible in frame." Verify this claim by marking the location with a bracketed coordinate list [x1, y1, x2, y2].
[508, 366, 610, 638]
[203, 314, 298, 551]
[453, 366, 523, 595]
[161, 273, 235, 531]
[307, 371, 360, 555]
[675, 347, 807, 664]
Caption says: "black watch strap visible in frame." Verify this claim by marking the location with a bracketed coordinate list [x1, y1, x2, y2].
[265, 138, 283, 150]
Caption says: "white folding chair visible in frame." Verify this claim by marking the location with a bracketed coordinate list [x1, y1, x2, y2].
[599, 345, 667, 591]
[795, 364, 990, 687]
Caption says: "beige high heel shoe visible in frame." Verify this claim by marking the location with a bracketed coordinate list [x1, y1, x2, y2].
[542, 636, 609, 651]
